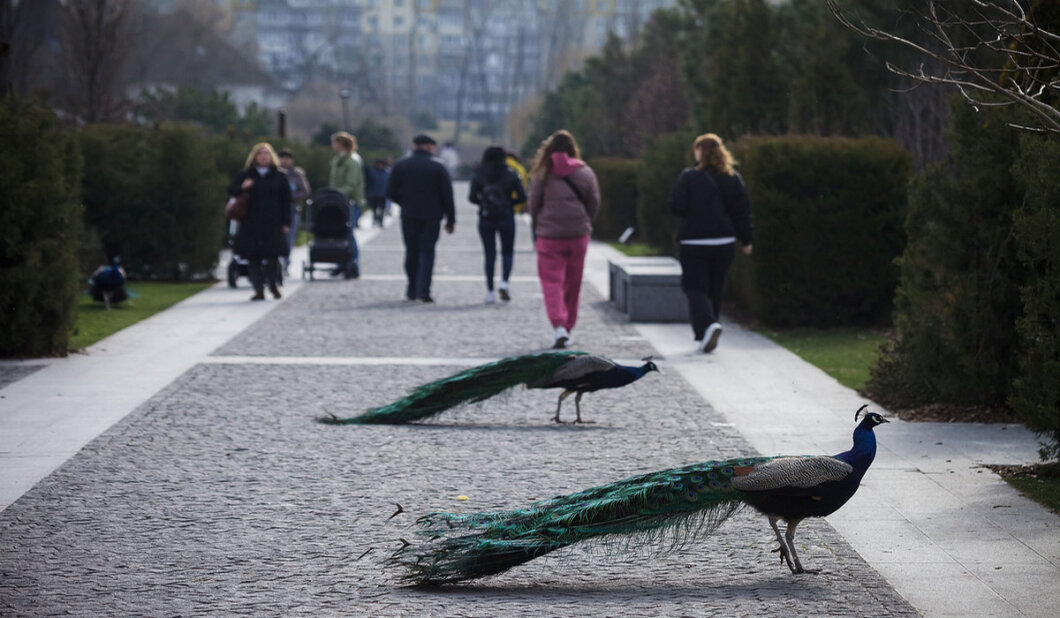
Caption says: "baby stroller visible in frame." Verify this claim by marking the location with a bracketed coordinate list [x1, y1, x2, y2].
[225, 220, 250, 288]
[302, 188, 355, 280]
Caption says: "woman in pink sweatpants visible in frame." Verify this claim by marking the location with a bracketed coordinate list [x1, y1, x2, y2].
[528, 130, 600, 349]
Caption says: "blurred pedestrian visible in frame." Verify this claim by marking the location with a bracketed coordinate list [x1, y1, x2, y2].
[668, 133, 753, 353]
[505, 150, 530, 214]
[278, 149, 311, 275]
[228, 142, 291, 301]
[469, 145, 526, 304]
[365, 158, 391, 227]
[439, 141, 460, 178]
[329, 131, 365, 277]
[528, 130, 599, 348]
[386, 133, 455, 303]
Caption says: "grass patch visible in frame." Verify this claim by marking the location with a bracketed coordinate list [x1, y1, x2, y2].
[762, 327, 885, 391]
[70, 281, 215, 350]
[991, 463, 1060, 515]
[608, 242, 663, 257]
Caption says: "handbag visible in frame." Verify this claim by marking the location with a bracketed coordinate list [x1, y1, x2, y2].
[225, 191, 249, 221]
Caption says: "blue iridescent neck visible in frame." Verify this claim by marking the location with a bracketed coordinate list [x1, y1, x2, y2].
[835, 419, 878, 470]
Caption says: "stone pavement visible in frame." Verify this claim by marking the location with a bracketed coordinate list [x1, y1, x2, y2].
[0, 181, 1054, 616]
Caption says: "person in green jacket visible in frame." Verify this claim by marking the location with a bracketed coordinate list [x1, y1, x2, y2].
[329, 131, 365, 277]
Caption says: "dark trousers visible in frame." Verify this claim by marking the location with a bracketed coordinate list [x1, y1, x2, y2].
[478, 215, 515, 291]
[678, 243, 736, 340]
[248, 257, 281, 294]
[402, 217, 441, 300]
[368, 196, 387, 226]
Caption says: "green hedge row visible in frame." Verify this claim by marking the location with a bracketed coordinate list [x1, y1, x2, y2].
[631, 132, 910, 327]
[728, 136, 910, 326]
[588, 157, 639, 241]
[0, 98, 83, 356]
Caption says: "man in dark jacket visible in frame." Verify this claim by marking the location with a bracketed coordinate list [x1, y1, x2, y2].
[386, 133, 455, 302]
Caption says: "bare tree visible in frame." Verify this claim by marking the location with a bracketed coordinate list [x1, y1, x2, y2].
[828, 0, 1060, 134]
[63, 0, 135, 122]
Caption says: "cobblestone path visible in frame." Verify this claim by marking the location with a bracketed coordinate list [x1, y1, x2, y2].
[0, 185, 917, 616]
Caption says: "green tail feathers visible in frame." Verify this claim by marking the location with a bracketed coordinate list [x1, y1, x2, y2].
[318, 351, 587, 425]
[391, 456, 772, 585]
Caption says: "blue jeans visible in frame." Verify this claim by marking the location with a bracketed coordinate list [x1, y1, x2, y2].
[401, 217, 441, 300]
[478, 215, 515, 291]
[285, 206, 299, 259]
[346, 204, 362, 272]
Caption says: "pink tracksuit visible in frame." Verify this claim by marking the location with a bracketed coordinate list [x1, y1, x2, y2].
[528, 153, 600, 331]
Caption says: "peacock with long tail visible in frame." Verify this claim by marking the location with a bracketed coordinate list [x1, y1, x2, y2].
[318, 350, 659, 425]
[390, 406, 888, 585]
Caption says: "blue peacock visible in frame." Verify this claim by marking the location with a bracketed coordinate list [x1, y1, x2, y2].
[390, 407, 888, 584]
[318, 350, 659, 425]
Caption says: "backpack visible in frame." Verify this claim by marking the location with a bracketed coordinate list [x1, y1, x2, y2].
[480, 181, 511, 218]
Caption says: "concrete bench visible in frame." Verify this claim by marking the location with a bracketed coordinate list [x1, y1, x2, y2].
[609, 257, 689, 322]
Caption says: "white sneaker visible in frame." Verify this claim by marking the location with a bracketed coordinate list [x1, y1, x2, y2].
[701, 322, 723, 353]
[552, 326, 569, 349]
[484, 291, 496, 304]
[498, 281, 511, 301]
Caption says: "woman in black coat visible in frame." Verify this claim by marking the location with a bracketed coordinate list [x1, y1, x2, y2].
[668, 133, 752, 353]
[468, 145, 526, 304]
[228, 143, 292, 301]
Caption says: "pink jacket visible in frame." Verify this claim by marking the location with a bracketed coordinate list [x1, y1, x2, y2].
[529, 153, 600, 239]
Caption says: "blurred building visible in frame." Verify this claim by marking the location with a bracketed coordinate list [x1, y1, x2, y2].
[227, 0, 675, 124]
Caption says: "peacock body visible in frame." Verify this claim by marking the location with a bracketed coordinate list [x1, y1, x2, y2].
[319, 350, 657, 425]
[391, 409, 888, 584]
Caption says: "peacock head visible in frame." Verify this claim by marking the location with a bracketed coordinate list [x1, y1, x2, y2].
[641, 356, 660, 373]
[855, 404, 890, 428]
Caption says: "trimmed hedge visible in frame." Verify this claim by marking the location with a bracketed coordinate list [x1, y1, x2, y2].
[0, 98, 83, 356]
[727, 135, 911, 327]
[80, 124, 227, 278]
[636, 131, 695, 254]
[588, 157, 639, 241]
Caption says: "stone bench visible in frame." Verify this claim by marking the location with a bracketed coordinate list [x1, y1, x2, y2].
[609, 257, 689, 322]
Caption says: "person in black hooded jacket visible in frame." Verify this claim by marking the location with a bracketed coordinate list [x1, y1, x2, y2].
[469, 146, 526, 304]
[668, 133, 752, 353]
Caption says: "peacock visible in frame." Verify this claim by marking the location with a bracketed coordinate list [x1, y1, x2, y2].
[318, 350, 659, 425]
[389, 407, 888, 585]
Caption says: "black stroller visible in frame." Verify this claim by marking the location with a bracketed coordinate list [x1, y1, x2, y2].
[302, 188, 355, 280]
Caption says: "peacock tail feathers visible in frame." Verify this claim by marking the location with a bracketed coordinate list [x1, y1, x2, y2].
[318, 350, 588, 425]
[390, 456, 776, 585]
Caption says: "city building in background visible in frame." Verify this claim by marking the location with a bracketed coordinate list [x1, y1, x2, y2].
[224, 0, 676, 136]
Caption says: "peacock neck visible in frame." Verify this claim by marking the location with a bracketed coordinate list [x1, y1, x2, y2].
[835, 423, 878, 474]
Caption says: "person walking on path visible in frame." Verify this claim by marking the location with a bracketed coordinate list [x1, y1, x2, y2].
[329, 131, 366, 278]
[469, 146, 526, 304]
[528, 130, 599, 348]
[386, 133, 456, 303]
[668, 133, 753, 353]
[278, 149, 310, 275]
[228, 142, 291, 301]
[365, 158, 391, 227]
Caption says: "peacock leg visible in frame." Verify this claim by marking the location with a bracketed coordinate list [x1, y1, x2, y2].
[573, 391, 595, 424]
[785, 518, 816, 574]
[553, 391, 573, 423]
[768, 515, 797, 573]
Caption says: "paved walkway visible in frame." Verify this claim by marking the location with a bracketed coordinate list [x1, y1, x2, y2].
[0, 182, 1056, 616]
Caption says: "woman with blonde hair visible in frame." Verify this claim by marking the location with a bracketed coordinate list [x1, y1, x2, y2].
[668, 133, 752, 353]
[528, 129, 600, 348]
[228, 142, 291, 301]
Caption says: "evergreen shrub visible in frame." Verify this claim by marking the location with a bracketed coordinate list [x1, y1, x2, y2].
[1010, 134, 1060, 459]
[727, 135, 910, 327]
[588, 158, 639, 241]
[635, 131, 694, 254]
[0, 98, 83, 356]
[866, 105, 1023, 408]
[80, 124, 226, 278]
